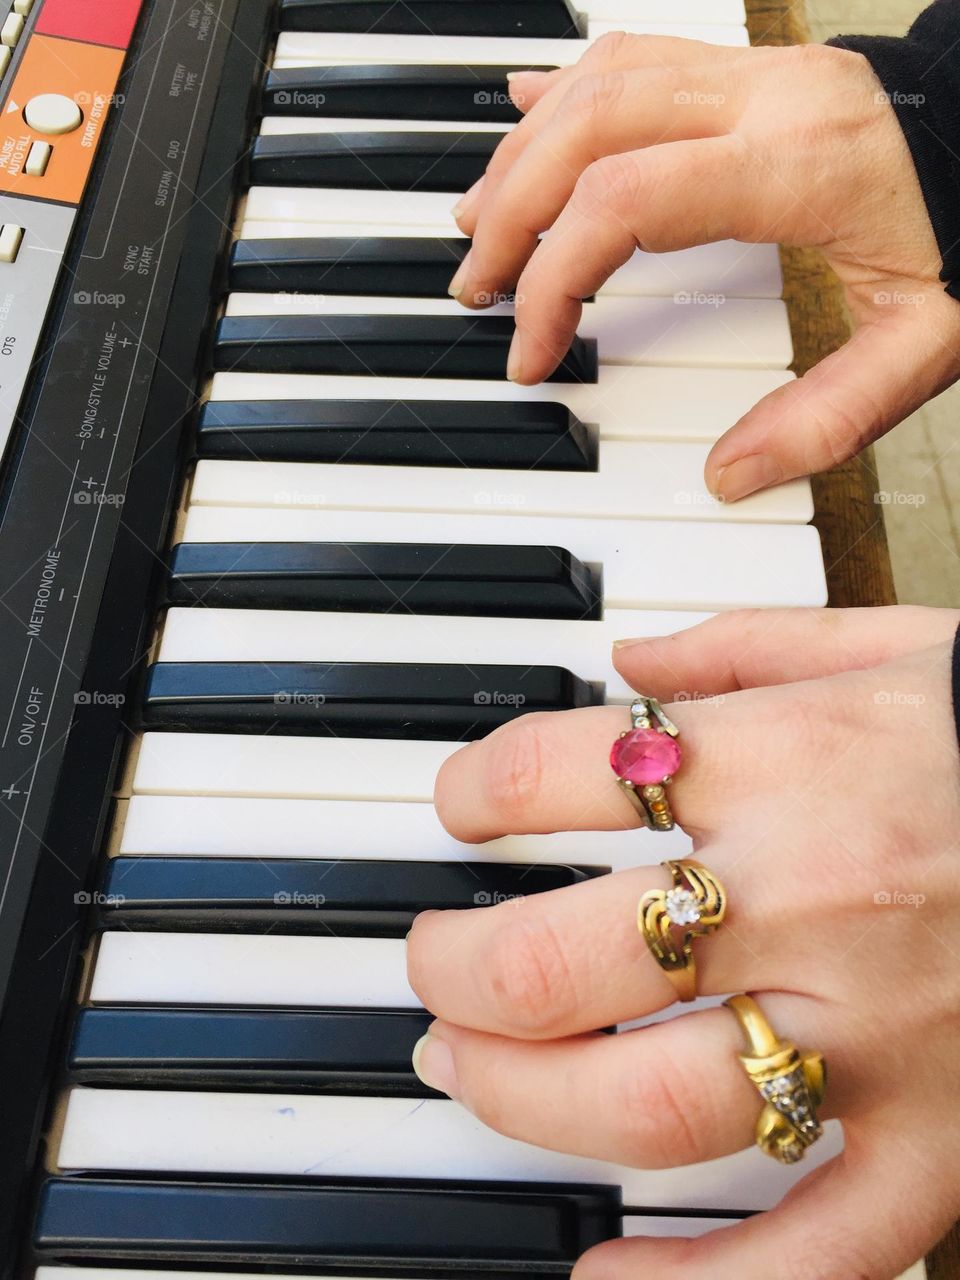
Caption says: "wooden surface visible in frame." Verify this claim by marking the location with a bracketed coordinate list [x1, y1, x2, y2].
[747, 0, 897, 611]
[745, 9, 959, 1278]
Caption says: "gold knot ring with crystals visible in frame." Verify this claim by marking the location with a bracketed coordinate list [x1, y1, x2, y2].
[725, 994, 826, 1165]
[610, 696, 681, 831]
[638, 859, 726, 1002]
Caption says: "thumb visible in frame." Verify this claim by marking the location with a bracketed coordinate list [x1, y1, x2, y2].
[612, 605, 959, 698]
[574, 1136, 950, 1280]
[706, 308, 960, 501]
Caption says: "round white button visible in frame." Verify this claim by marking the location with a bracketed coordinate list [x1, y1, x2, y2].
[24, 94, 83, 136]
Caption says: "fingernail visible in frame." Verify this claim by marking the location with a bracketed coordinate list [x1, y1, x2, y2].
[613, 637, 649, 652]
[506, 333, 522, 382]
[452, 178, 483, 221]
[713, 454, 783, 502]
[412, 1033, 460, 1098]
[448, 251, 471, 299]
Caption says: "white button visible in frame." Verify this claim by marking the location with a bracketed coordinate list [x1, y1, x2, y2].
[1, 12, 24, 45]
[24, 93, 82, 135]
[0, 46, 10, 76]
[14, 0, 36, 14]
[0, 224, 23, 262]
[24, 140, 51, 176]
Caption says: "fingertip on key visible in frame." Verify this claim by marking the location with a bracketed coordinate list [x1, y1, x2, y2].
[412, 1032, 460, 1098]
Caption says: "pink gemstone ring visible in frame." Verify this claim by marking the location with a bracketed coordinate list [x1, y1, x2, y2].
[610, 696, 681, 831]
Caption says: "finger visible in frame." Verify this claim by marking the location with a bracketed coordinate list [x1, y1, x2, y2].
[412, 1008, 771, 1168]
[705, 300, 960, 500]
[507, 138, 783, 384]
[451, 68, 732, 307]
[613, 606, 960, 698]
[454, 33, 738, 237]
[432, 703, 745, 844]
[506, 67, 561, 114]
[407, 860, 761, 1039]
[574, 1133, 951, 1280]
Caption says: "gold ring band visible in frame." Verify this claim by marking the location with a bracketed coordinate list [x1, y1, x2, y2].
[637, 859, 726, 1002]
[725, 994, 826, 1164]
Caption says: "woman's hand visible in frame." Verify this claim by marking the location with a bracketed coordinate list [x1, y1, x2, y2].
[450, 36, 960, 501]
[406, 606, 960, 1279]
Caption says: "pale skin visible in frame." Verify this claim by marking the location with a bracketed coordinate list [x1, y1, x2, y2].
[446, 35, 960, 501]
[407, 607, 960, 1278]
[406, 38, 960, 1276]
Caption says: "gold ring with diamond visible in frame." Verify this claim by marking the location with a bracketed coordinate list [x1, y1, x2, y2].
[637, 859, 726, 1002]
[609, 696, 681, 831]
[725, 994, 826, 1165]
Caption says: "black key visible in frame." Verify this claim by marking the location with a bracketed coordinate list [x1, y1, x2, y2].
[35, 1176, 621, 1269]
[249, 131, 501, 192]
[69, 1007, 435, 1092]
[97, 856, 601, 934]
[165, 542, 602, 619]
[214, 314, 598, 382]
[196, 397, 598, 469]
[141, 662, 602, 739]
[264, 64, 558, 122]
[230, 235, 471, 296]
[279, 0, 585, 38]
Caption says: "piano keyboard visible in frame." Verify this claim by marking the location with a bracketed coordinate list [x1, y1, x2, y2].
[0, 0, 924, 1276]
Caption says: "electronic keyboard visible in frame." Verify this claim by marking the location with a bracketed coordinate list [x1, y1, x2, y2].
[0, 0, 923, 1276]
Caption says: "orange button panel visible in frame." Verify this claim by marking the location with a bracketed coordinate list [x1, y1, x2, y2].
[0, 34, 125, 203]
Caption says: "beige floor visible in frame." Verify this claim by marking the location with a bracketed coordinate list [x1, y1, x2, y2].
[798, 0, 960, 606]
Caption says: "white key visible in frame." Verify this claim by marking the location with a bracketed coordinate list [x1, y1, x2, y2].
[133, 733, 456, 800]
[272, 31, 748, 68]
[119, 795, 691, 868]
[208, 367, 793, 444]
[156, 607, 706, 702]
[223, 292, 792, 368]
[89, 933, 416, 1007]
[245, 186, 454, 228]
[260, 116, 511, 134]
[588, 0, 745, 22]
[181, 502, 828, 611]
[586, 20, 747, 39]
[58, 1087, 841, 1210]
[235, 228, 783, 300]
[190, 449, 814, 524]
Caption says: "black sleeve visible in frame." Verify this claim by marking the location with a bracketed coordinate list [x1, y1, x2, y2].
[827, 0, 960, 301]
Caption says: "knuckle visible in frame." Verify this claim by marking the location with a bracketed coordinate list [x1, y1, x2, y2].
[482, 910, 579, 1034]
[614, 1057, 704, 1167]
[572, 154, 642, 220]
[559, 70, 628, 126]
[582, 29, 640, 66]
[480, 714, 551, 829]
